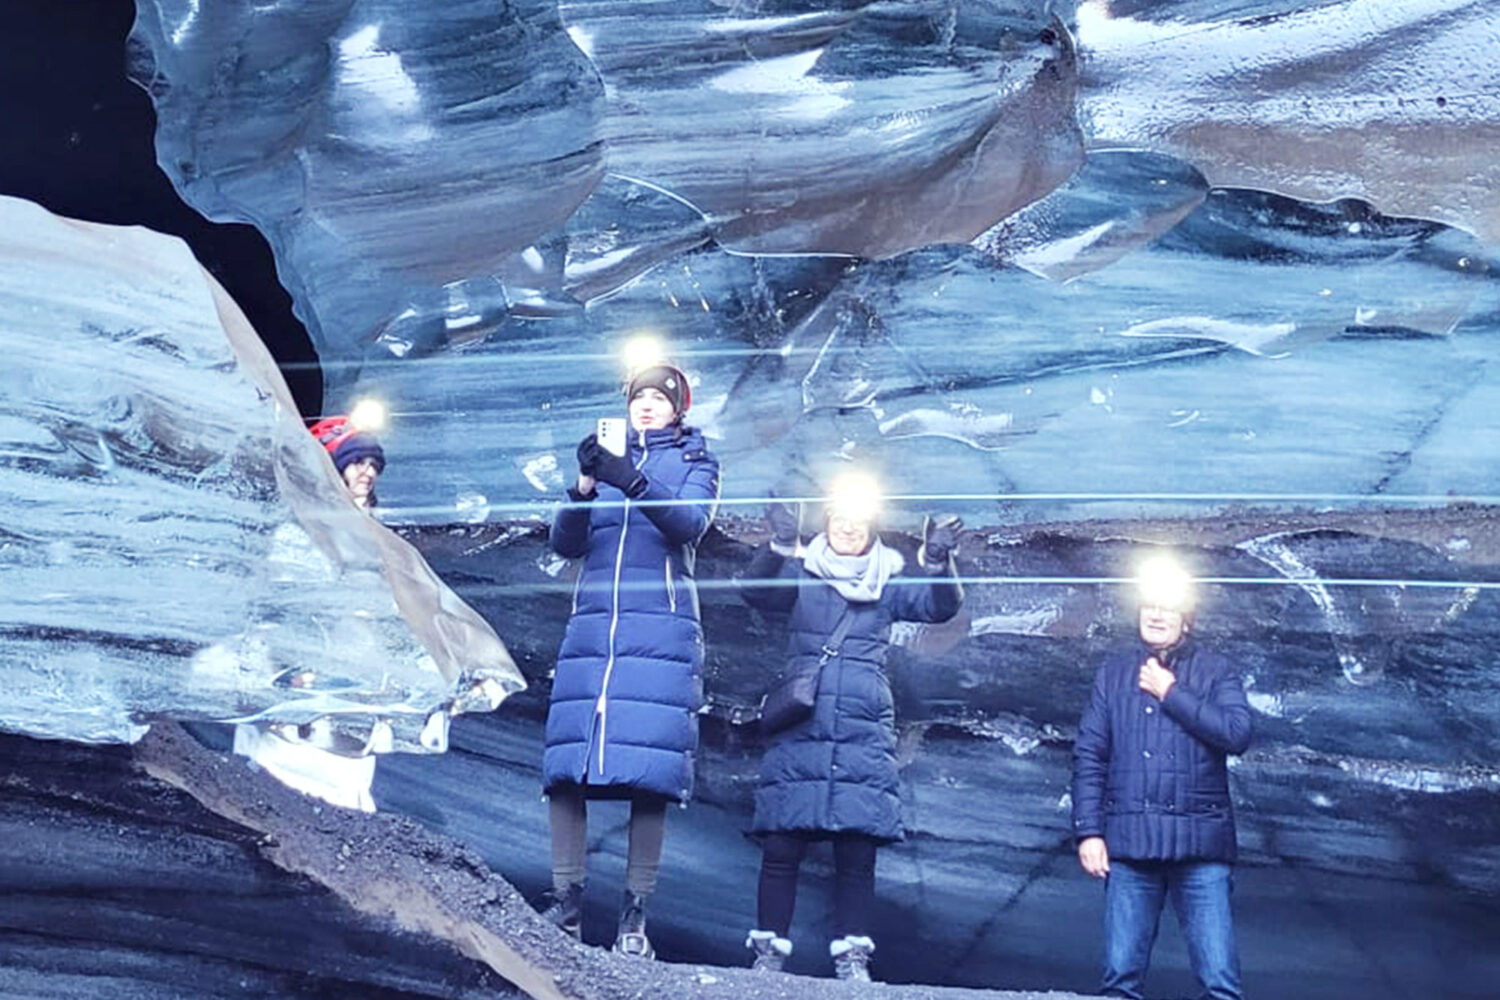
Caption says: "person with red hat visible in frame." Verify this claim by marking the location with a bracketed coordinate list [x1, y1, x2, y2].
[539, 358, 720, 959]
[223, 409, 392, 812]
[309, 415, 386, 509]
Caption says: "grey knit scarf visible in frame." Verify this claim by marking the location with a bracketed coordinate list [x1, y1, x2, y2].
[801, 533, 905, 603]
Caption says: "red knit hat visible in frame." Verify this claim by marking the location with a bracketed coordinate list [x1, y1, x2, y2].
[309, 416, 386, 473]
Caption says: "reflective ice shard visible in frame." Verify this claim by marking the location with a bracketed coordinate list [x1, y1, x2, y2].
[1079, 0, 1500, 242]
[974, 149, 1209, 281]
[0, 196, 523, 747]
[559, 0, 1085, 257]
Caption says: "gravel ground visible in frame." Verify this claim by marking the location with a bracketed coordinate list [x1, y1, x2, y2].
[134, 724, 1091, 1000]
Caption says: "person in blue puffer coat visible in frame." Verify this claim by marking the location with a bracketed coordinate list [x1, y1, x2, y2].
[539, 361, 719, 959]
[739, 476, 962, 982]
[1071, 555, 1253, 1000]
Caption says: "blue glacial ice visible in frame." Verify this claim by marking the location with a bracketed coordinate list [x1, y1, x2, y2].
[3, 3, 1496, 992]
[340, 179, 1495, 527]
[0, 196, 523, 748]
[124, 0, 1500, 531]
[1078, 0, 1500, 240]
[556, 0, 1083, 256]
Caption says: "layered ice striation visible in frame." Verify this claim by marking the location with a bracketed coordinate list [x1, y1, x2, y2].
[0, 196, 523, 749]
[350, 172, 1496, 527]
[127, 0, 1500, 528]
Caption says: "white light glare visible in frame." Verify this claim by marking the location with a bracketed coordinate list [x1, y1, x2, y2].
[1136, 553, 1195, 611]
[349, 397, 388, 432]
[827, 471, 882, 524]
[622, 334, 666, 375]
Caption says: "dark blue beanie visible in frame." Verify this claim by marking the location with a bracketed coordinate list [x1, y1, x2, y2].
[331, 432, 386, 474]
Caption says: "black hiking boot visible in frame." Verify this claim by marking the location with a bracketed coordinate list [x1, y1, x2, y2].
[538, 882, 583, 940]
[612, 890, 655, 959]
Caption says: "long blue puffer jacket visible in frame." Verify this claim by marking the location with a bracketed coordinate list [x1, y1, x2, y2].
[742, 544, 962, 843]
[1071, 638, 1253, 862]
[544, 424, 719, 802]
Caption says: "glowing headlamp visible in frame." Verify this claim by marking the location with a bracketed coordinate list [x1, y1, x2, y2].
[826, 471, 883, 524]
[348, 397, 388, 432]
[1135, 553, 1195, 612]
[622, 334, 666, 376]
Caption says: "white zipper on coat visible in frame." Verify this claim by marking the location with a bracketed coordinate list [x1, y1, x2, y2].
[665, 556, 676, 612]
[593, 430, 649, 777]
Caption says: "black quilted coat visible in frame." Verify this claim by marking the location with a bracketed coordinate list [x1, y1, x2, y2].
[1071, 638, 1253, 862]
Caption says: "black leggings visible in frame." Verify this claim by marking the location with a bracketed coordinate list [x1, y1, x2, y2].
[757, 831, 879, 938]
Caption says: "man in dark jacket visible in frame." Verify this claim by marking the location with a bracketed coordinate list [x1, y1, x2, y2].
[1071, 555, 1252, 1000]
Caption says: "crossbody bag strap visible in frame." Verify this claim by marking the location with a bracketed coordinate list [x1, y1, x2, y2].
[817, 605, 858, 665]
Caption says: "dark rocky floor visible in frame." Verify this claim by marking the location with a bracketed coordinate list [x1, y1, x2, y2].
[0, 725, 1089, 1000]
[0, 732, 512, 1000]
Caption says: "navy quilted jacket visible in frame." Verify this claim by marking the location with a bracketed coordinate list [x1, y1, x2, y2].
[1071, 638, 1253, 862]
[544, 424, 719, 802]
[742, 543, 962, 842]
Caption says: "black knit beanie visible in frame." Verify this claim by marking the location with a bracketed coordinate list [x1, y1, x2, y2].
[625, 364, 690, 416]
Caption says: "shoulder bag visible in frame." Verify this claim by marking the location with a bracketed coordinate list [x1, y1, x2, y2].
[760, 606, 856, 736]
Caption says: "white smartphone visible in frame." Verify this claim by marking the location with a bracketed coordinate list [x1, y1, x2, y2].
[597, 417, 627, 457]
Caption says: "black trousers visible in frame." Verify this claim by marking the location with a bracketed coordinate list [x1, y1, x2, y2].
[757, 831, 879, 939]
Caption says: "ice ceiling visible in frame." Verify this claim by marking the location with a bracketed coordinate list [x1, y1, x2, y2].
[125, 0, 1500, 527]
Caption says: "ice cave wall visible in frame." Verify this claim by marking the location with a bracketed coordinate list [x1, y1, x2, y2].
[0, 196, 523, 749]
[3, 2, 1496, 995]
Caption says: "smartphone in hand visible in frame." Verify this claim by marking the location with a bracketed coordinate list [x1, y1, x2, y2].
[597, 417, 627, 457]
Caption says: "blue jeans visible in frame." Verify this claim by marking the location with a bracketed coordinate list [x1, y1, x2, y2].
[1101, 859, 1242, 1000]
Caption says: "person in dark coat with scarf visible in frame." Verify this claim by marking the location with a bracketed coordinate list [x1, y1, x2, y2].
[540, 359, 719, 958]
[1071, 555, 1253, 1000]
[739, 474, 962, 981]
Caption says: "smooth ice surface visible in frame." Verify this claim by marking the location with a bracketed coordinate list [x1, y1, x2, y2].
[128, 0, 1084, 376]
[555, 0, 1083, 256]
[129, 0, 607, 367]
[0, 196, 523, 747]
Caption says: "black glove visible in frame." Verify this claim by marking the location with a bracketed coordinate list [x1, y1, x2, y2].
[766, 501, 801, 547]
[921, 513, 963, 566]
[576, 433, 604, 477]
[592, 447, 647, 497]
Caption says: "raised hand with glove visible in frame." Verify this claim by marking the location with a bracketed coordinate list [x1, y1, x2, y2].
[570, 433, 601, 499]
[765, 498, 803, 553]
[919, 513, 963, 569]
